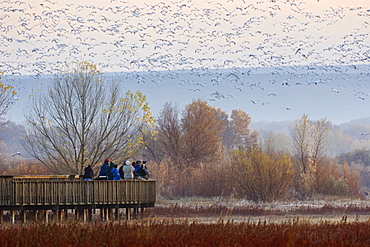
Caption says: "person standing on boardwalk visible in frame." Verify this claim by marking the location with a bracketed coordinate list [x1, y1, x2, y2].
[83, 165, 94, 181]
[111, 164, 121, 180]
[122, 160, 135, 179]
[98, 159, 110, 179]
[119, 163, 125, 179]
[106, 161, 115, 180]
[134, 160, 142, 179]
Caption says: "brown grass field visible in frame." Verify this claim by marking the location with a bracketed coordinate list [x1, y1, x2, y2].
[1, 198, 370, 246]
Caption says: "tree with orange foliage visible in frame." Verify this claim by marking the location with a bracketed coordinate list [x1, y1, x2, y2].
[228, 109, 259, 149]
[181, 99, 224, 167]
[154, 99, 224, 169]
[343, 160, 362, 197]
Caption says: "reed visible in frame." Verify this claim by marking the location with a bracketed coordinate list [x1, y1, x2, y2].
[1, 219, 370, 246]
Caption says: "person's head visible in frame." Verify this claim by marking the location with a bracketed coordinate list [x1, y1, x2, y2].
[113, 164, 117, 168]
[104, 159, 110, 164]
[124, 160, 130, 166]
[143, 161, 147, 165]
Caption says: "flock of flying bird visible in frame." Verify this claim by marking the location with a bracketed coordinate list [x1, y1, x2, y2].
[1, 0, 370, 107]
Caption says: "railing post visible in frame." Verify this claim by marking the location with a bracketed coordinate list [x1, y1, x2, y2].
[21, 181, 24, 205]
[11, 210, 15, 224]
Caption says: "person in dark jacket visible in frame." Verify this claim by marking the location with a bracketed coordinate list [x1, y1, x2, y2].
[83, 165, 94, 181]
[106, 162, 115, 180]
[135, 162, 149, 179]
[119, 164, 125, 179]
[98, 159, 110, 179]
[134, 160, 142, 179]
[142, 161, 150, 179]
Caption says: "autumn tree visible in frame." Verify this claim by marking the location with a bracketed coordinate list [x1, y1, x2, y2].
[220, 109, 258, 150]
[181, 99, 224, 167]
[149, 100, 228, 197]
[232, 138, 293, 202]
[342, 160, 362, 197]
[153, 99, 224, 168]
[22, 62, 155, 174]
[214, 108, 230, 144]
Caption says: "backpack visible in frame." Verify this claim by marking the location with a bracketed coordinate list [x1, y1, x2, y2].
[106, 162, 114, 180]
[106, 169, 113, 180]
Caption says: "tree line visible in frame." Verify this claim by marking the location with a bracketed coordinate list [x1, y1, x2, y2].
[0, 63, 366, 202]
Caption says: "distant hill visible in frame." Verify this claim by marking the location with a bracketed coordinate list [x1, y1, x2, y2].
[3, 66, 370, 125]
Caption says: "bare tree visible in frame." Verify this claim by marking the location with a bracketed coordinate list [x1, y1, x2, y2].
[290, 114, 329, 198]
[291, 115, 329, 173]
[291, 114, 312, 174]
[154, 102, 182, 164]
[0, 74, 17, 163]
[0, 74, 17, 120]
[311, 118, 329, 167]
[22, 62, 155, 174]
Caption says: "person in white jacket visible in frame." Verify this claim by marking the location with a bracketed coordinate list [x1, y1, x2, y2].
[121, 160, 135, 179]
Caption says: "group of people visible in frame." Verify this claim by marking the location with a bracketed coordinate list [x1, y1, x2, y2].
[83, 159, 150, 181]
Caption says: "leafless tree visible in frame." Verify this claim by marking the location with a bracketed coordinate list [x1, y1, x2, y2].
[22, 62, 155, 174]
[290, 114, 329, 198]
[156, 102, 182, 164]
[291, 114, 329, 174]
[0, 74, 18, 163]
[0, 75, 17, 120]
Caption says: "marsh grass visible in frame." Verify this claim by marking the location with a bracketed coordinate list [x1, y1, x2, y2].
[1, 218, 370, 246]
[2, 199, 370, 246]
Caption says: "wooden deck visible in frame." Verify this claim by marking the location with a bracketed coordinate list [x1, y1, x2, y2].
[0, 175, 156, 223]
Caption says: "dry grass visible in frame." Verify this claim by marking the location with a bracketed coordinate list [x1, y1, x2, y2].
[149, 197, 370, 219]
[2, 198, 370, 246]
[1, 218, 370, 246]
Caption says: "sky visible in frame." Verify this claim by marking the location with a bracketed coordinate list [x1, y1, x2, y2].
[1, 0, 370, 124]
[2, 0, 369, 73]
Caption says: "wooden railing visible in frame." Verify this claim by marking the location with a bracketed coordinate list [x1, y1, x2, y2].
[0, 176, 156, 208]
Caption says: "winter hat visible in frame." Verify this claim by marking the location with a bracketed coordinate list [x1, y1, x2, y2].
[105, 159, 110, 162]
[125, 160, 130, 165]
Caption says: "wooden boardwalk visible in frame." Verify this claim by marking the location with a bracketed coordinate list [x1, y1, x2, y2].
[0, 175, 156, 223]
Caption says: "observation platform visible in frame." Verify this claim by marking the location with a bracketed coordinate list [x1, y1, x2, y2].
[0, 175, 156, 223]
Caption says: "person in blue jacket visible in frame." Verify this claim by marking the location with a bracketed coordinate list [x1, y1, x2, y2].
[134, 160, 142, 179]
[97, 159, 110, 179]
[111, 164, 121, 180]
